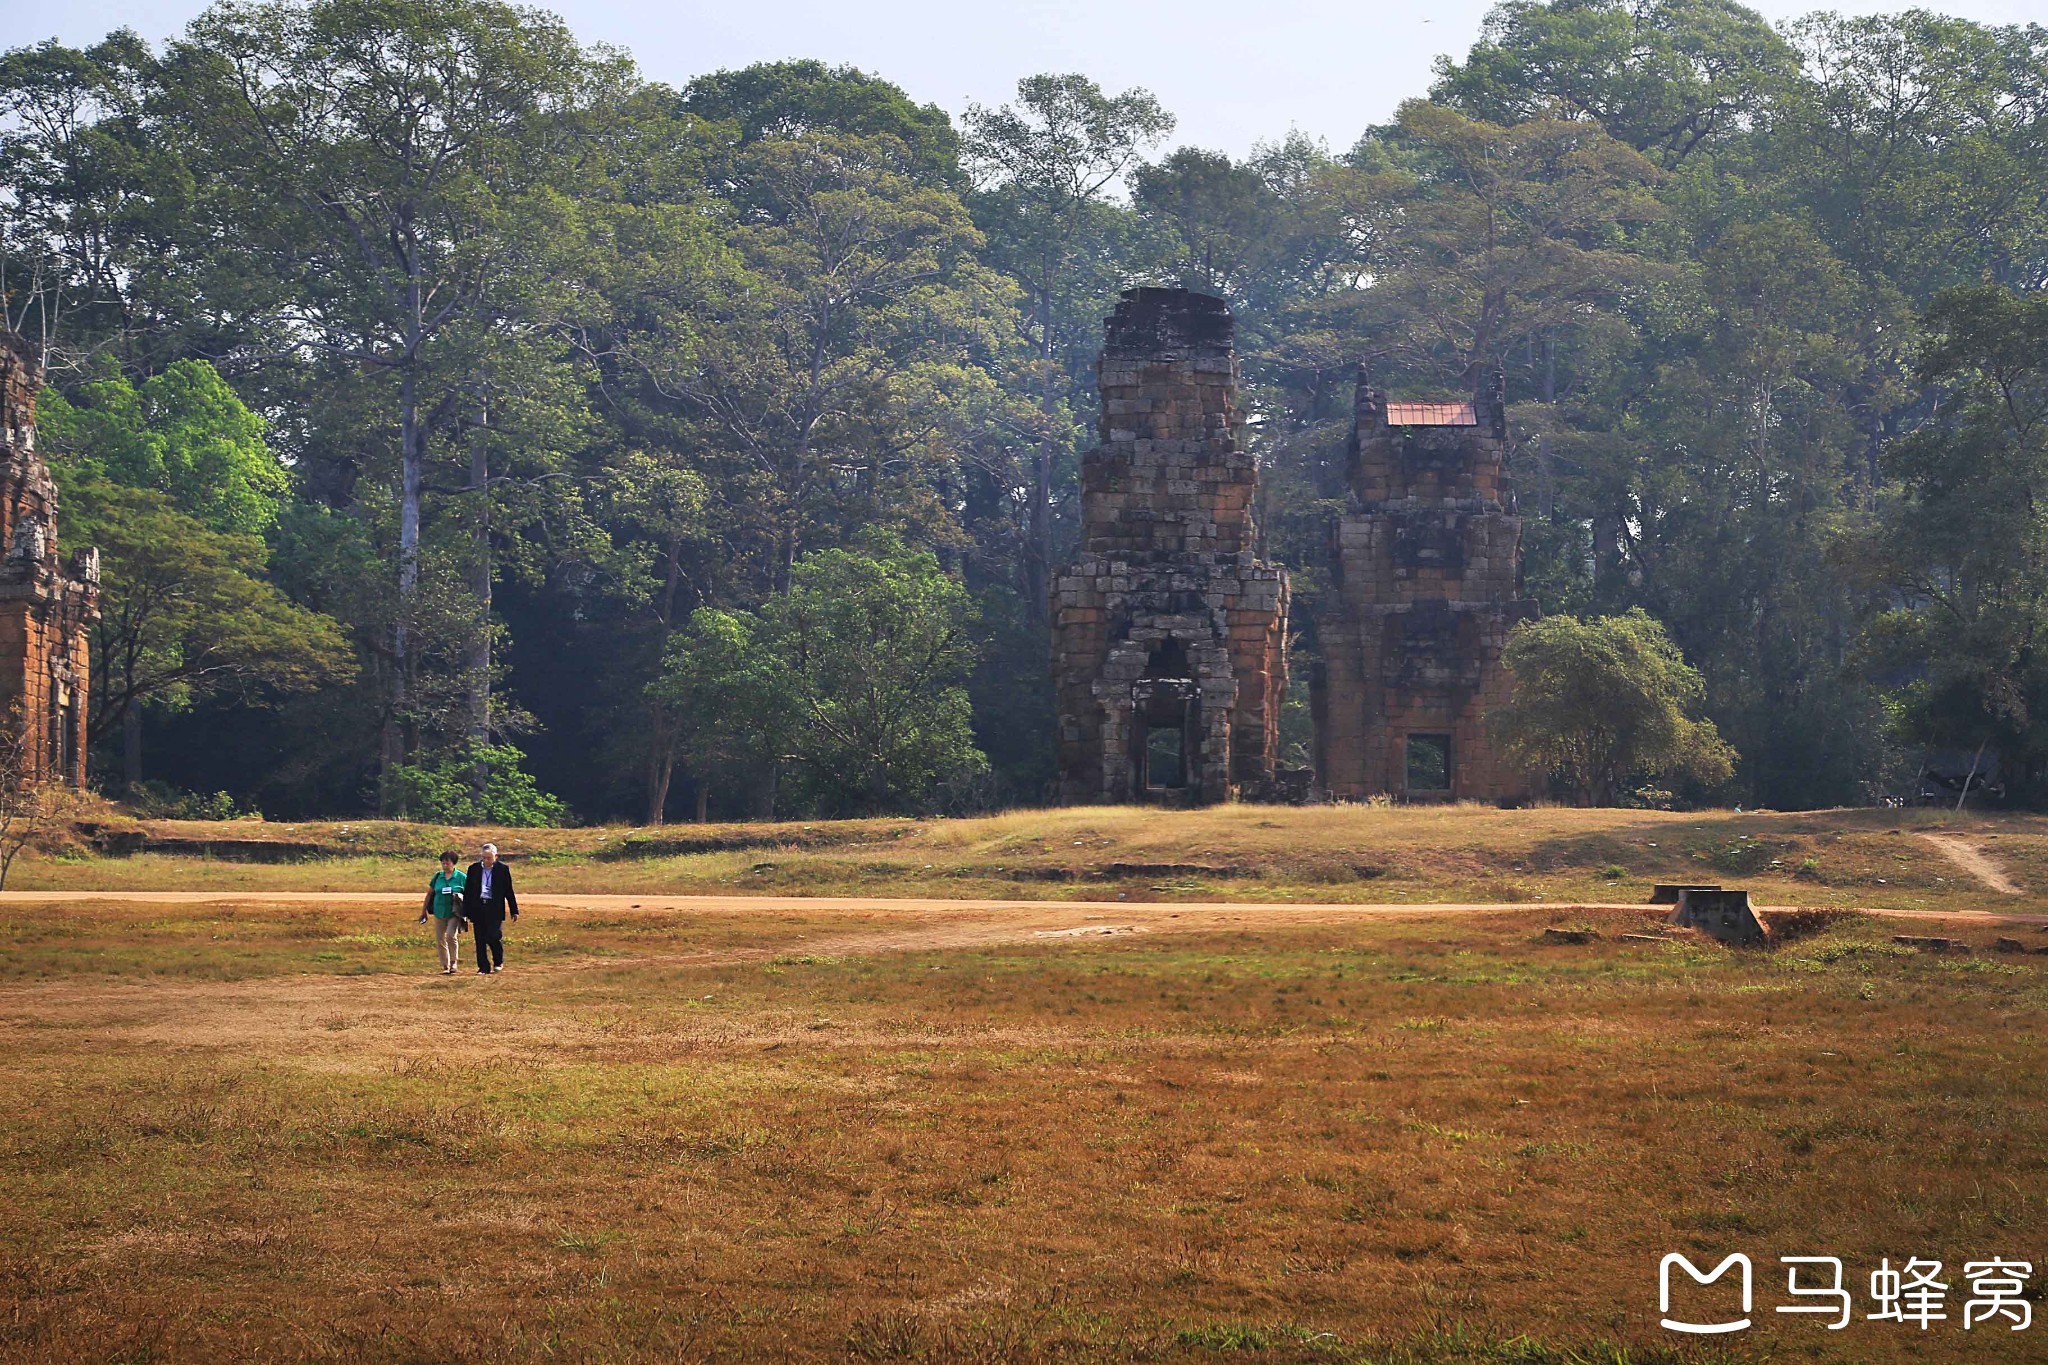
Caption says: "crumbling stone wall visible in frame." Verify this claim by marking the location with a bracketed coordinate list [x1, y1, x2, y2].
[1051, 288, 1288, 805]
[1314, 371, 1535, 802]
[0, 333, 98, 786]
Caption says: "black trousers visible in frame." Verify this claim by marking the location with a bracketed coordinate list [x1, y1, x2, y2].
[473, 917, 505, 970]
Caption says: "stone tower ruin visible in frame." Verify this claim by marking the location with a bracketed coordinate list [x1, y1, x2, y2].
[1314, 370, 1535, 802]
[0, 334, 97, 786]
[1051, 287, 1288, 805]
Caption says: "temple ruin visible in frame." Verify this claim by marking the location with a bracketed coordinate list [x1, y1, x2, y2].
[0, 334, 98, 786]
[1051, 287, 1289, 805]
[1314, 369, 1535, 803]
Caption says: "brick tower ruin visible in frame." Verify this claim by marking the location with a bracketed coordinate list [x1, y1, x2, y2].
[1051, 287, 1289, 805]
[0, 334, 97, 786]
[1314, 371, 1534, 802]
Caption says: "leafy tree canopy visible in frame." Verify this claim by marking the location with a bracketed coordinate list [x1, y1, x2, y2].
[39, 357, 287, 533]
[1433, 0, 1800, 165]
[55, 471, 356, 745]
[1493, 610, 1737, 805]
[681, 59, 963, 191]
[388, 740, 568, 826]
[651, 538, 985, 816]
[1364, 100, 1663, 387]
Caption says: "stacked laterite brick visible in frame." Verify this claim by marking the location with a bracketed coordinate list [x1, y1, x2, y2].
[0, 333, 98, 786]
[1313, 370, 1537, 802]
[1051, 288, 1288, 805]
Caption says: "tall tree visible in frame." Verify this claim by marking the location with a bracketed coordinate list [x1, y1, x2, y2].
[626, 128, 1012, 589]
[1363, 101, 1662, 389]
[681, 59, 964, 193]
[1131, 147, 1279, 298]
[0, 33, 179, 356]
[40, 353, 316, 783]
[158, 0, 625, 806]
[1860, 286, 2048, 797]
[1774, 12, 2048, 298]
[39, 357, 287, 532]
[962, 75, 1174, 617]
[582, 89, 1021, 815]
[588, 448, 712, 822]
[1610, 215, 1899, 804]
[1433, 0, 1800, 166]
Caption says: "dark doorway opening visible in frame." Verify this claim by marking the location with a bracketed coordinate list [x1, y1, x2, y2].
[1133, 639, 1199, 798]
[1145, 725, 1184, 789]
[59, 697, 77, 782]
[1405, 733, 1451, 794]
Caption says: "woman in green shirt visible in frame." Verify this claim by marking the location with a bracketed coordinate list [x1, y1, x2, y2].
[418, 851, 468, 975]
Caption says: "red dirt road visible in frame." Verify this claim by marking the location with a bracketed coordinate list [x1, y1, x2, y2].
[0, 888, 2039, 927]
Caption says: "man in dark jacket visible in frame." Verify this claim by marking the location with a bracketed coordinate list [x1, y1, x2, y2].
[462, 843, 519, 974]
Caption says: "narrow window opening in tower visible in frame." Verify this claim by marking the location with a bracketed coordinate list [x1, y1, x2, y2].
[1145, 638, 1190, 681]
[1406, 734, 1452, 793]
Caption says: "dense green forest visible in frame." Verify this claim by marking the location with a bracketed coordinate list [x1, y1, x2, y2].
[2, 0, 2045, 821]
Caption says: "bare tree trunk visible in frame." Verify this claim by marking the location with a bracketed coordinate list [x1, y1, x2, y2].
[384, 342, 424, 816]
[644, 702, 674, 826]
[1594, 504, 1628, 596]
[774, 498, 799, 596]
[695, 783, 709, 823]
[378, 663, 404, 816]
[1957, 738, 1988, 813]
[645, 753, 673, 826]
[1026, 286, 1056, 621]
[643, 534, 691, 826]
[467, 394, 491, 814]
[1030, 434, 1053, 611]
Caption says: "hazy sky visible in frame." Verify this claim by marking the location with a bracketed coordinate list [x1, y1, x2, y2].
[35, 0, 2047, 158]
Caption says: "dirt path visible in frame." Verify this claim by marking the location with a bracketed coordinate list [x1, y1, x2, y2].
[0, 889, 1575, 913]
[0, 888, 2038, 920]
[1919, 834, 2023, 895]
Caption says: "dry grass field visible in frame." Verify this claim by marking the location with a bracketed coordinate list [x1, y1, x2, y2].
[28, 800, 2048, 913]
[3, 806, 2048, 1360]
